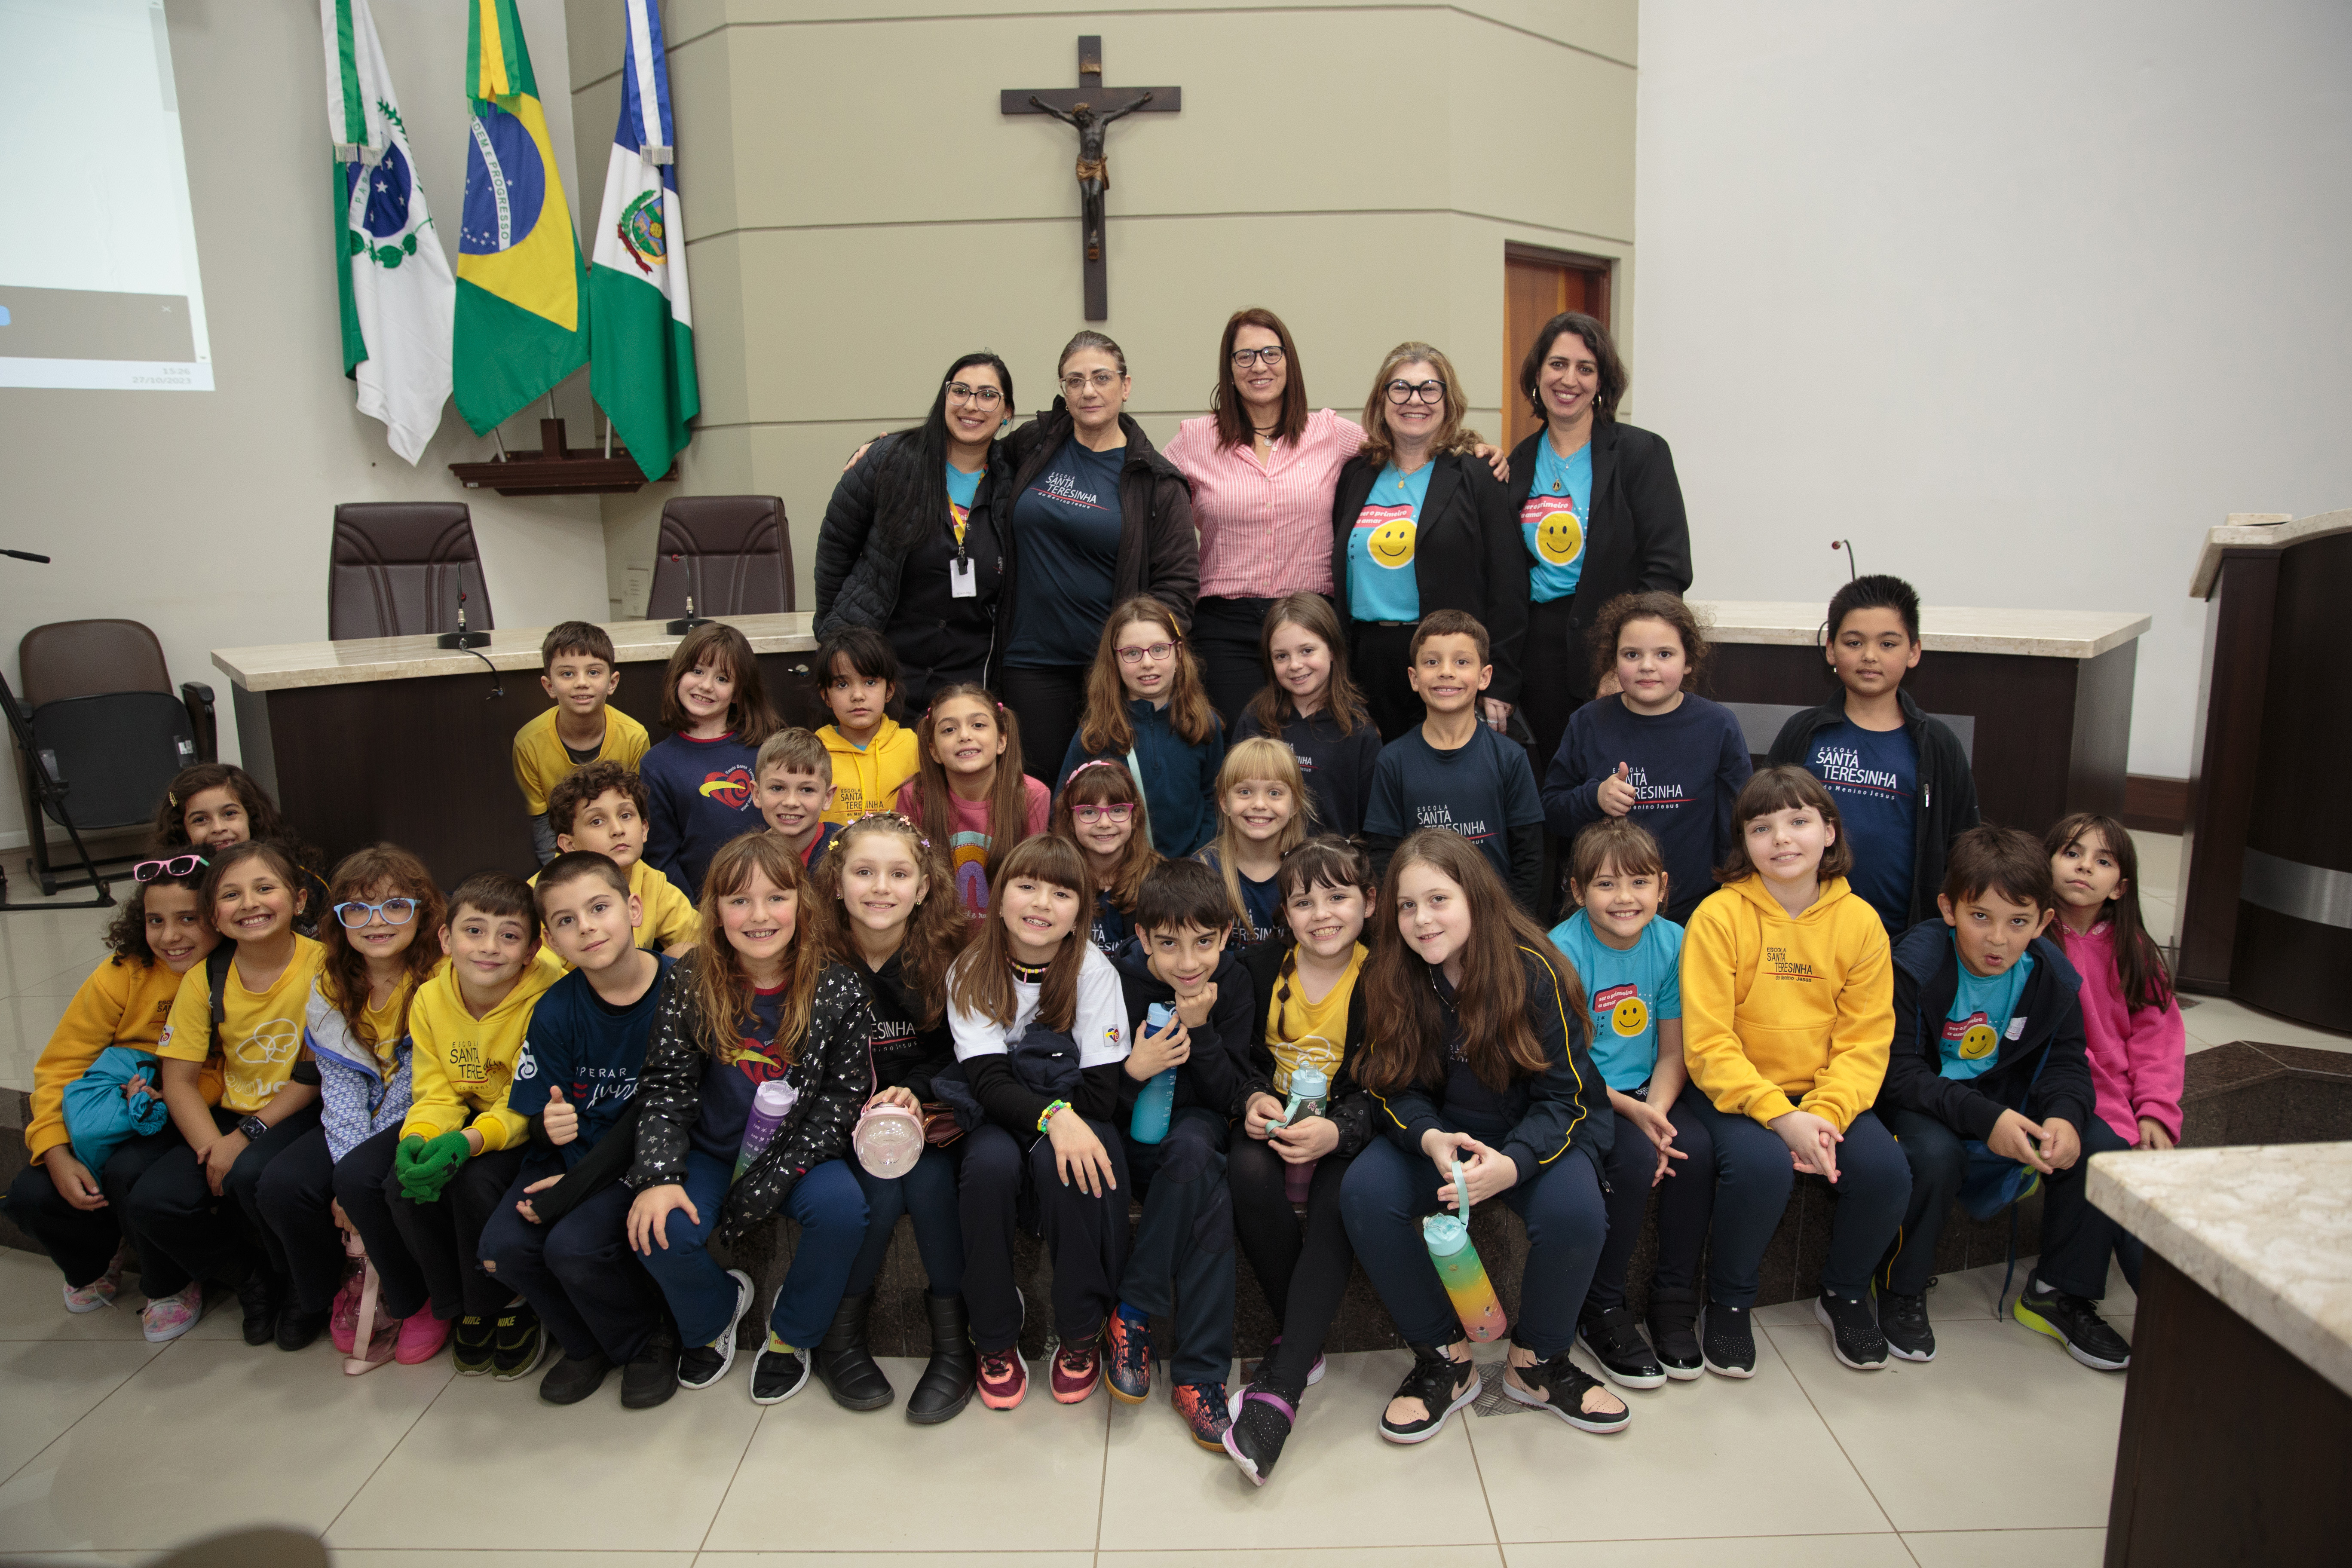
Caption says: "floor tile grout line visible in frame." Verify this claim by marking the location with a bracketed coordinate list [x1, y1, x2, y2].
[1091, 1379, 1113, 1557]
[692, 1394, 774, 1556]
[318, 1363, 462, 1544]
[1756, 1323, 1908, 1540]
[1454, 1386, 1510, 1564]
[0, 1332, 162, 1493]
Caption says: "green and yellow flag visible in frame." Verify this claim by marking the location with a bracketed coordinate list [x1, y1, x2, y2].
[452, 0, 588, 435]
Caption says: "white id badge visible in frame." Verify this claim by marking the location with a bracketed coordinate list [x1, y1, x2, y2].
[949, 559, 977, 598]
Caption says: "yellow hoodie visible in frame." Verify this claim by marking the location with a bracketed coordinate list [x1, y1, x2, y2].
[819, 718, 919, 824]
[27, 957, 217, 1161]
[1679, 874, 1893, 1131]
[399, 952, 560, 1150]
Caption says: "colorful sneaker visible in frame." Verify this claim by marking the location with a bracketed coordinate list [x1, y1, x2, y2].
[1222, 1386, 1297, 1486]
[2013, 1276, 2132, 1371]
[141, 1282, 203, 1343]
[977, 1348, 1028, 1410]
[1378, 1342, 1478, 1444]
[1103, 1304, 1152, 1403]
[492, 1301, 546, 1381]
[1814, 1291, 1890, 1371]
[1878, 1290, 1936, 1363]
[1701, 1302, 1755, 1379]
[1050, 1338, 1102, 1404]
[64, 1252, 124, 1314]
[452, 1313, 497, 1375]
[1241, 1335, 1326, 1388]
[1172, 1380, 1231, 1452]
[396, 1312, 452, 1366]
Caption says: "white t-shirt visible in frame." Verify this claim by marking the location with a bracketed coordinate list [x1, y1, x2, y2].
[951, 944, 1131, 1069]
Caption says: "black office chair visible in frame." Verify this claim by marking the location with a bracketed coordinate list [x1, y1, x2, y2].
[645, 496, 793, 621]
[12, 619, 216, 894]
[329, 503, 493, 640]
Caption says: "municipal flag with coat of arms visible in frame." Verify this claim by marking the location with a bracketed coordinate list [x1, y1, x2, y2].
[321, 0, 453, 465]
[453, 0, 589, 435]
[590, 0, 698, 482]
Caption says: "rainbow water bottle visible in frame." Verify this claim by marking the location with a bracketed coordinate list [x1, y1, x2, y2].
[735, 1078, 799, 1182]
[1274, 1066, 1330, 1203]
[1422, 1159, 1508, 1342]
[1130, 1003, 1178, 1144]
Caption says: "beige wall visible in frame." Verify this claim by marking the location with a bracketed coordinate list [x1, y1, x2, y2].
[566, 0, 1638, 613]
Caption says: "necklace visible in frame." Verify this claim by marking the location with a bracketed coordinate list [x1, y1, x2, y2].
[1009, 957, 1050, 985]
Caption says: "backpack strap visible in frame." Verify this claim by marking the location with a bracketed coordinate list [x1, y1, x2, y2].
[206, 943, 235, 1033]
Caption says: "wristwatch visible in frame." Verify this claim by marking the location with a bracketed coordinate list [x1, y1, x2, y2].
[237, 1114, 268, 1141]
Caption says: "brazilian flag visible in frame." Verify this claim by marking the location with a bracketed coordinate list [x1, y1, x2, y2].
[452, 0, 589, 435]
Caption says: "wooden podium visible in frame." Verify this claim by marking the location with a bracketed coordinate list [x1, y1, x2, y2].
[2177, 509, 2352, 1031]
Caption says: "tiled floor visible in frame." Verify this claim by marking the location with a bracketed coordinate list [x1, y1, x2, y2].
[0, 834, 2341, 1568]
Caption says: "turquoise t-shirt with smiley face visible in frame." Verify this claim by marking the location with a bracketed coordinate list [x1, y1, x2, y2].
[1546, 908, 1683, 1092]
[1520, 437, 1592, 603]
[1939, 935, 2034, 1081]
[1347, 461, 1432, 623]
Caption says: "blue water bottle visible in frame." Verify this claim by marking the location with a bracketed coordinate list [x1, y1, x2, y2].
[1129, 1002, 1177, 1144]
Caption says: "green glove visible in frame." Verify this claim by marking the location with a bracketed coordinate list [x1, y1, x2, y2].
[394, 1130, 471, 1202]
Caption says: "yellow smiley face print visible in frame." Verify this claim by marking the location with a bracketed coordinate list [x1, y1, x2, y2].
[1368, 517, 1416, 568]
[1536, 508, 1583, 566]
[1610, 995, 1649, 1037]
[1959, 1023, 1999, 1060]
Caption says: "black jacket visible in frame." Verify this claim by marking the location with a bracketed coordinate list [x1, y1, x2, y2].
[1112, 948, 1253, 1123]
[1767, 688, 1982, 929]
[1877, 923, 2094, 1141]
[1330, 448, 1529, 704]
[627, 956, 876, 1246]
[1234, 940, 1376, 1161]
[999, 404, 1200, 649]
[1505, 420, 1693, 702]
[813, 429, 1013, 639]
[1373, 945, 1614, 1185]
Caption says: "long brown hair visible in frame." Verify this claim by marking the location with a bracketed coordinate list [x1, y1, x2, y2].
[1245, 591, 1369, 738]
[1204, 738, 1314, 929]
[1357, 341, 1482, 469]
[1210, 306, 1308, 449]
[684, 833, 833, 1064]
[947, 834, 1090, 1031]
[1078, 595, 1218, 754]
[815, 812, 970, 1028]
[1053, 759, 1158, 915]
[906, 683, 1033, 883]
[1586, 591, 1714, 695]
[1717, 766, 1854, 885]
[658, 622, 781, 747]
[2044, 812, 2174, 1014]
[1355, 829, 1580, 1095]
[318, 844, 444, 1055]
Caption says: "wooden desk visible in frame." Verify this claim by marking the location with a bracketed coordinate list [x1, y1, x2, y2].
[2090, 1144, 2352, 1565]
[214, 615, 824, 888]
[1691, 600, 2150, 836]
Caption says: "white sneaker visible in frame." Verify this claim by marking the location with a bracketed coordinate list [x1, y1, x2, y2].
[142, 1282, 205, 1342]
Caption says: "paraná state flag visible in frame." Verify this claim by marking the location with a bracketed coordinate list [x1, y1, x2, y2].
[322, 0, 453, 465]
[453, 0, 589, 435]
[590, 0, 699, 482]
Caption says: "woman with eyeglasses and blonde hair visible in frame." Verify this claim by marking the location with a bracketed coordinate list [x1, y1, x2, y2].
[815, 351, 1019, 712]
[996, 331, 1200, 778]
[1331, 343, 1528, 741]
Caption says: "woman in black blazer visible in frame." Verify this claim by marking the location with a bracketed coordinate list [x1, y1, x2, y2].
[1504, 312, 1693, 776]
[1330, 342, 1527, 741]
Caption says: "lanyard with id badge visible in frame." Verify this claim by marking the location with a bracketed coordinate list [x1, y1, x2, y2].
[947, 474, 980, 599]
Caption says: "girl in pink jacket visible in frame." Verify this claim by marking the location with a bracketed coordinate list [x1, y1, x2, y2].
[2045, 814, 2184, 1149]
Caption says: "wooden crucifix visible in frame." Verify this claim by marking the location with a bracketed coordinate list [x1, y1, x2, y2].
[1001, 36, 1181, 321]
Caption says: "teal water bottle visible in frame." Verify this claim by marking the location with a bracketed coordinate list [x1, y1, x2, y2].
[1130, 1003, 1176, 1144]
[1274, 1066, 1330, 1202]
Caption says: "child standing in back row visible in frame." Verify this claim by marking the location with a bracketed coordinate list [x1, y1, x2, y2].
[1062, 595, 1227, 857]
[513, 621, 650, 864]
[1236, 593, 1385, 836]
[813, 627, 920, 822]
[643, 623, 781, 900]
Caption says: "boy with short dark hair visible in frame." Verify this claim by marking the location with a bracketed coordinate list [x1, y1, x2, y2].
[1768, 575, 1979, 935]
[1363, 609, 1545, 913]
[514, 622, 650, 864]
[481, 852, 680, 1408]
[540, 762, 698, 957]
[756, 727, 841, 866]
[1104, 859, 1253, 1452]
[814, 627, 919, 824]
[1874, 824, 2133, 1372]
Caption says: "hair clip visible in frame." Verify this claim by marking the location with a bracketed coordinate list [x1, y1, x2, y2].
[1062, 758, 1123, 788]
[841, 809, 932, 850]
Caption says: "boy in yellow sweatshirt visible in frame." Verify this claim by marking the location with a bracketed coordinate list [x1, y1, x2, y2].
[514, 622, 651, 865]
[538, 761, 698, 957]
[813, 627, 918, 823]
[1677, 767, 1909, 1378]
[345, 872, 560, 1378]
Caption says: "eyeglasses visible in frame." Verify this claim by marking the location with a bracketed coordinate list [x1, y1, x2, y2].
[334, 897, 419, 928]
[134, 854, 207, 883]
[1231, 346, 1286, 371]
[1115, 640, 1182, 665]
[1385, 379, 1448, 405]
[1071, 803, 1136, 826]
[944, 381, 1003, 407]
[1060, 370, 1122, 393]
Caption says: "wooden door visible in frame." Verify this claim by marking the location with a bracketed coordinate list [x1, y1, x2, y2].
[1503, 243, 1613, 450]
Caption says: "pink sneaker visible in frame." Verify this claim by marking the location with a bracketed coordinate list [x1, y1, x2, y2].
[141, 1282, 203, 1342]
[330, 1273, 363, 1355]
[64, 1260, 123, 1315]
[396, 1312, 452, 1366]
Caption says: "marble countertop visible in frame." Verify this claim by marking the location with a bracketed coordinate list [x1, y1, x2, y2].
[213, 613, 818, 692]
[1692, 600, 2149, 659]
[2088, 1143, 2352, 1397]
[2188, 507, 2352, 598]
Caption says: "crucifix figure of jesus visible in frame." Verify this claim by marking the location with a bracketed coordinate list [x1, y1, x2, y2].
[1027, 90, 1153, 270]
[1002, 36, 1182, 320]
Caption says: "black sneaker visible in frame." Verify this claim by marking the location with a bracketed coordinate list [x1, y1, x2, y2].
[676, 1268, 755, 1391]
[1577, 1307, 1666, 1391]
[1814, 1291, 1889, 1371]
[751, 1344, 812, 1405]
[1221, 1383, 1297, 1487]
[1701, 1302, 1755, 1378]
[1646, 1286, 1704, 1381]
[2014, 1276, 2132, 1371]
[452, 1313, 497, 1375]
[1878, 1290, 1936, 1363]
[1377, 1342, 1479, 1444]
[236, 1272, 280, 1347]
[276, 1305, 331, 1354]
[622, 1317, 680, 1409]
[539, 1350, 612, 1406]
[1504, 1348, 1632, 1433]
[493, 1301, 546, 1381]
